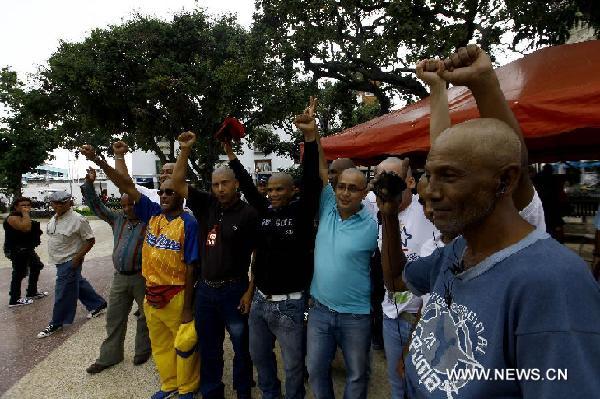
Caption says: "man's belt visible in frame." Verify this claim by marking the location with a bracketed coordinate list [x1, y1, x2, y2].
[203, 277, 244, 289]
[118, 270, 140, 276]
[257, 289, 303, 302]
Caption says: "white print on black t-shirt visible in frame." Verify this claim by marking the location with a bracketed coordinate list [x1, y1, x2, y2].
[409, 293, 487, 398]
[207, 225, 218, 247]
[261, 218, 295, 235]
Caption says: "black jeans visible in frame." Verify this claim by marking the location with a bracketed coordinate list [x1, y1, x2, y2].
[8, 248, 44, 303]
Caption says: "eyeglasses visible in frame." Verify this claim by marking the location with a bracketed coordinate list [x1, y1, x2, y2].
[157, 189, 176, 196]
[335, 183, 366, 194]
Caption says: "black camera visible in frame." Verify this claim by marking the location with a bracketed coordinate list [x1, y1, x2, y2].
[372, 171, 407, 202]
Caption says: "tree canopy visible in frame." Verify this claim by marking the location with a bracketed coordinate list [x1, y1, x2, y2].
[0, 68, 58, 196]
[2, 2, 597, 193]
[40, 10, 312, 185]
[253, 0, 599, 115]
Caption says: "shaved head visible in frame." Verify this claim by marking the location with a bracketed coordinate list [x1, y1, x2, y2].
[376, 157, 411, 179]
[269, 172, 294, 188]
[426, 118, 523, 236]
[331, 158, 355, 172]
[329, 158, 356, 186]
[212, 166, 236, 181]
[267, 172, 295, 208]
[339, 168, 367, 187]
[430, 118, 521, 172]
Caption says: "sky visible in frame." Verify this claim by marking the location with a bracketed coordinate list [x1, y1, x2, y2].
[1, 0, 255, 178]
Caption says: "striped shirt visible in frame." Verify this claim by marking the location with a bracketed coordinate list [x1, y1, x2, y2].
[81, 182, 146, 273]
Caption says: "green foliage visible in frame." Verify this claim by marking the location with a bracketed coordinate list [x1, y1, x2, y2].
[0, 67, 58, 196]
[40, 10, 312, 187]
[253, 0, 599, 115]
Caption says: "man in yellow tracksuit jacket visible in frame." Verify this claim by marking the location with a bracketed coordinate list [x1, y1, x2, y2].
[128, 180, 199, 399]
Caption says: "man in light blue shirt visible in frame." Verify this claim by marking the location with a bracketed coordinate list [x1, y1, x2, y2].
[308, 168, 379, 399]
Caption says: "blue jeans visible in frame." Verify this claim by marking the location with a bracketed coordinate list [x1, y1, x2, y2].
[195, 280, 252, 399]
[51, 260, 106, 326]
[383, 315, 414, 399]
[307, 299, 371, 399]
[249, 291, 306, 399]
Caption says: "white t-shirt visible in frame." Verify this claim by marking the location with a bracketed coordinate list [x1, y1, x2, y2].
[136, 184, 160, 204]
[367, 191, 439, 317]
[136, 183, 189, 210]
[519, 188, 546, 232]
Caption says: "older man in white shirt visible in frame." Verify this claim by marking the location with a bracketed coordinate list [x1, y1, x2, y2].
[37, 191, 107, 338]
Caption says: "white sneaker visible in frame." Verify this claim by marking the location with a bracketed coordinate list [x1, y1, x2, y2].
[9, 297, 34, 307]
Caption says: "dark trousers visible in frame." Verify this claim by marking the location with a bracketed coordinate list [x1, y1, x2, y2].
[9, 249, 44, 303]
[195, 280, 253, 399]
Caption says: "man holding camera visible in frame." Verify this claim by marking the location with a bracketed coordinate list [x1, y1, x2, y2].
[366, 157, 437, 399]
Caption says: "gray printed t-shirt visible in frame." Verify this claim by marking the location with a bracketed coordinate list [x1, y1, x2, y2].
[403, 229, 600, 398]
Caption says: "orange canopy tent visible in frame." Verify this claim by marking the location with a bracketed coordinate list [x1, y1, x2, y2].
[320, 40, 600, 165]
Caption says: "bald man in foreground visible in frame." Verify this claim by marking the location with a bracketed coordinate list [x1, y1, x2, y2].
[224, 98, 324, 399]
[308, 166, 379, 398]
[172, 132, 258, 399]
[379, 119, 600, 398]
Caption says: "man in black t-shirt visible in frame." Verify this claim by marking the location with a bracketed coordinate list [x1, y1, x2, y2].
[172, 132, 258, 399]
[222, 97, 325, 399]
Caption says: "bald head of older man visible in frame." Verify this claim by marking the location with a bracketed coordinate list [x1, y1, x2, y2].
[375, 156, 416, 213]
[425, 118, 526, 238]
[328, 158, 355, 187]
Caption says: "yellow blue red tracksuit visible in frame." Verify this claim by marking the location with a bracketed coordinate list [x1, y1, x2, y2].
[134, 195, 200, 394]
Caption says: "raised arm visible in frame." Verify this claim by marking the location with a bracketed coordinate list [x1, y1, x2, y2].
[172, 131, 194, 199]
[374, 174, 408, 291]
[439, 44, 533, 210]
[80, 167, 118, 226]
[80, 144, 141, 202]
[294, 96, 324, 216]
[7, 205, 32, 232]
[416, 59, 451, 144]
[224, 142, 269, 211]
[112, 141, 133, 184]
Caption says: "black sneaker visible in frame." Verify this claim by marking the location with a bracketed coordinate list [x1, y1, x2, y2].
[28, 291, 49, 300]
[37, 324, 62, 338]
[87, 302, 108, 319]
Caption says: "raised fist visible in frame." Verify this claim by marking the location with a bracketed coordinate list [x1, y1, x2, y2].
[415, 59, 445, 88]
[178, 131, 196, 149]
[112, 141, 129, 156]
[439, 44, 494, 87]
[85, 167, 96, 183]
[79, 144, 96, 161]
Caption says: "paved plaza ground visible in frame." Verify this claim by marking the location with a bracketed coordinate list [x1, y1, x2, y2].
[0, 219, 390, 398]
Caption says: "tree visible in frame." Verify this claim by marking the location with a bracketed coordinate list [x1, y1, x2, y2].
[40, 10, 312, 186]
[0, 68, 58, 197]
[253, 0, 599, 116]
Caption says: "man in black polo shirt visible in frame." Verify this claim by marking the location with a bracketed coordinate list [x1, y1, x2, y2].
[223, 97, 324, 399]
[172, 132, 257, 399]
